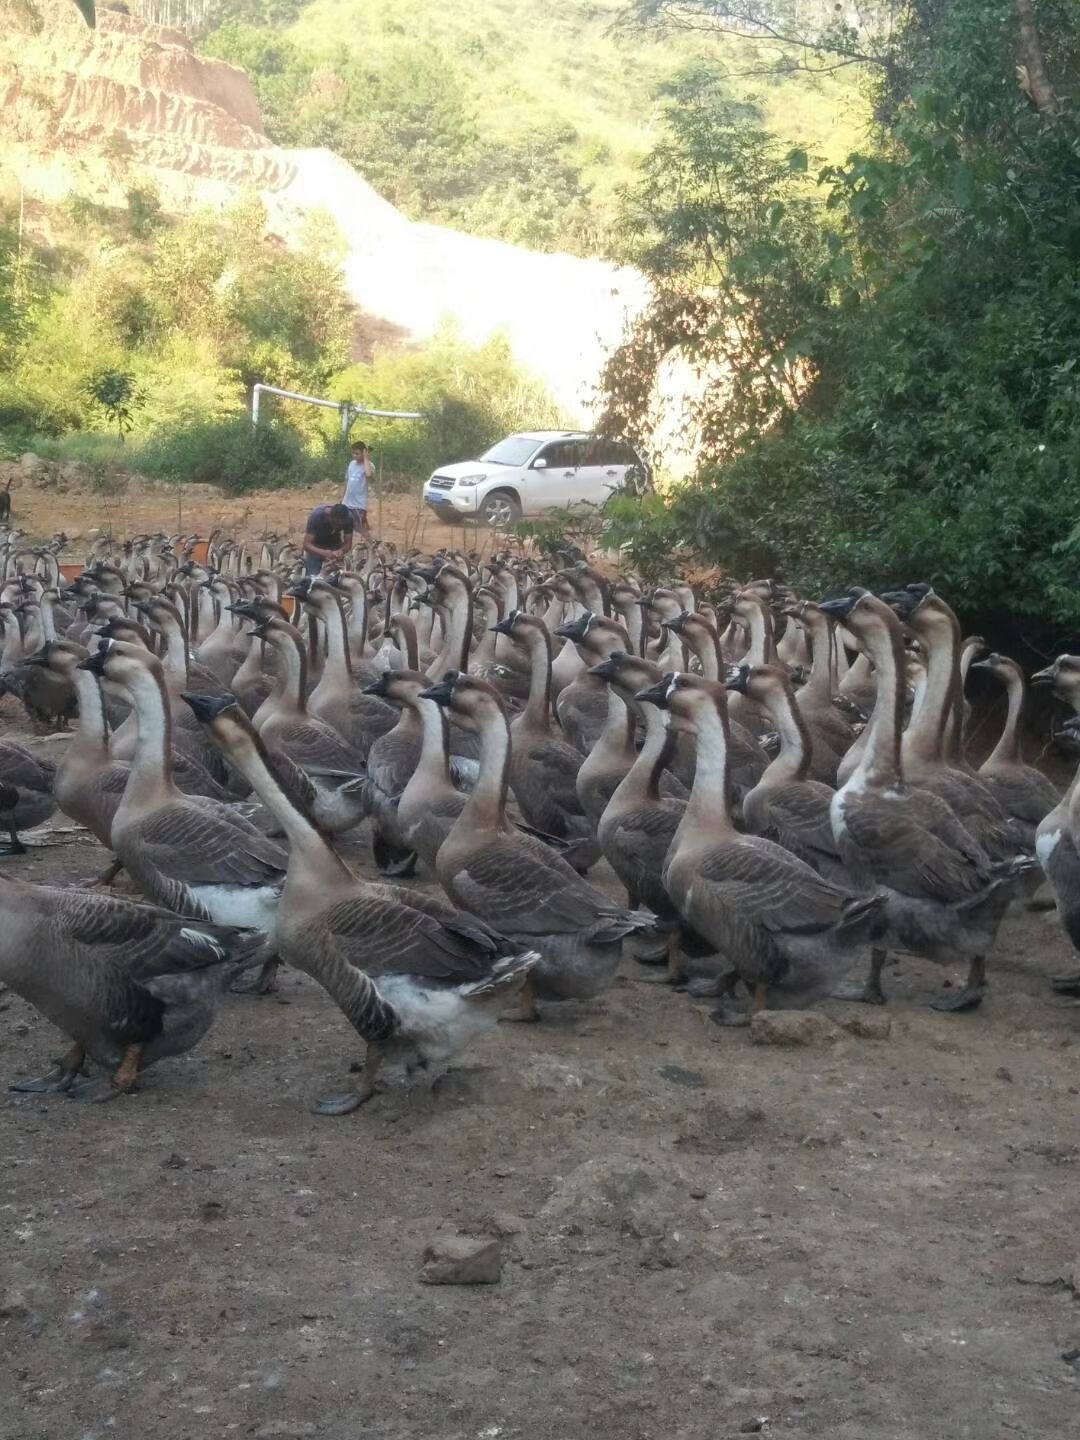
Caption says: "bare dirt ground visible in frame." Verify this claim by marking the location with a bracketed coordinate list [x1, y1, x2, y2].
[7, 472, 509, 563]
[2, 709, 1080, 1440]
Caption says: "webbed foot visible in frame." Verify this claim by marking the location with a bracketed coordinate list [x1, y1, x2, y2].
[312, 1086, 374, 1116]
[831, 980, 887, 1005]
[230, 958, 279, 994]
[11, 1069, 76, 1094]
[67, 1077, 126, 1104]
[708, 1002, 750, 1027]
[930, 986, 985, 1012]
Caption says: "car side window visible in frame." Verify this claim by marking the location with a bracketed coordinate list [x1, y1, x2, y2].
[535, 441, 573, 469]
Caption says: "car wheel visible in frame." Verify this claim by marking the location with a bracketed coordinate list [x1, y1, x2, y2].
[479, 490, 521, 528]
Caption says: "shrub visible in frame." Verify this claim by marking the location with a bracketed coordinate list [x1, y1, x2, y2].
[136, 416, 327, 494]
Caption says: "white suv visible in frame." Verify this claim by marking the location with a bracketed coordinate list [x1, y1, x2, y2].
[422, 430, 648, 528]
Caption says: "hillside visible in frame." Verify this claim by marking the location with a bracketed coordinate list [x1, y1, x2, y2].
[203, 0, 867, 253]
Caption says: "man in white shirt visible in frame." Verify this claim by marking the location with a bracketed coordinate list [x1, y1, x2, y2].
[343, 441, 373, 531]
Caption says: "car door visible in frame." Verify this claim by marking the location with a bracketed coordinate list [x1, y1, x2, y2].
[573, 438, 618, 506]
[525, 439, 577, 514]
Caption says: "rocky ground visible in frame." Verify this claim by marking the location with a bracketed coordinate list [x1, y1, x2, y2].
[2, 712, 1080, 1440]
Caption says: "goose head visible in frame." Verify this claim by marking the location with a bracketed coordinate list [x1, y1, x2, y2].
[1030, 654, 1080, 708]
[634, 671, 727, 735]
[419, 671, 506, 731]
[587, 649, 663, 699]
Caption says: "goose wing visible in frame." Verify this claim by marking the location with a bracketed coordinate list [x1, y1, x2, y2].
[839, 787, 991, 900]
[514, 739, 587, 818]
[0, 740, 54, 790]
[134, 802, 286, 887]
[311, 888, 501, 982]
[687, 836, 851, 937]
[753, 782, 840, 863]
[274, 718, 364, 775]
[55, 887, 253, 978]
[982, 767, 1059, 827]
[445, 839, 628, 939]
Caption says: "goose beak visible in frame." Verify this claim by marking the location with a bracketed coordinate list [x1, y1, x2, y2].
[555, 613, 591, 642]
[286, 579, 313, 600]
[634, 678, 673, 708]
[661, 612, 689, 634]
[418, 675, 457, 707]
[818, 592, 861, 619]
[724, 664, 752, 694]
[23, 647, 50, 668]
[361, 673, 393, 697]
[1030, 663, 1057, 686]
[181, 690, 238, 723]
[490, 615, 517, 637]
[77, 649, 109, 677]
[588, 658, 619, 681]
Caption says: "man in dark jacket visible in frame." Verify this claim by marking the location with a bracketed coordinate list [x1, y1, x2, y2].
[302, 502, 354, 576]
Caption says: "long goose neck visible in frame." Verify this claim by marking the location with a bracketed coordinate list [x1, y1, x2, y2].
[458, 708, 511, 831]
[520, 626, 552, 731]
[228, 735, 357, 894]
[762, 682, 812, 783]
[70, 670, 110, 760]
[680, 697, 735, 839]
[903, 621, 955, 767]
[39, 596, 57, 644]
[345, 586, 370, 656]
[271, 632, 307, 714]
[686, 622, 721, 681]
[319, 596, 353, 681]
[614, 703, 670, 807]
[742, 599, 775, 666]
[804, 613, 834, 701]
[159, 619, 189, 684]
[986, 667, 1025, 769]
[413, 699, 452, 786]
[390, 615, 420, 671]
[852, 622, 904, 788]
[472, 603, 499, 666]
[126, 668, 178, 798]
[450, 587, 474, 672]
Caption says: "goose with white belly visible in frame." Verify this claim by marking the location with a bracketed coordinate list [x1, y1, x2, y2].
[79, 643, 286, 956]
[421, 671, 653, 1021]
[819, 589, 1030, 1011]
[184, 691, 539, 1114]
[636, 671, 884, 1018]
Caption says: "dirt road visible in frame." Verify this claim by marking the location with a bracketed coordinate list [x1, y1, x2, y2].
[2, 718, 1079, 1440]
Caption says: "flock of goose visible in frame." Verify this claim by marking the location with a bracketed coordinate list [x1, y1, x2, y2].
[0, 527, 1078, 1113]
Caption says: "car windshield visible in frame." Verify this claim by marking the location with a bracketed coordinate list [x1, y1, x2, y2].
[480, 435, 546, 467]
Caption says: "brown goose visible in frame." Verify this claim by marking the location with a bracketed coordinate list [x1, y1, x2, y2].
[970, 652, 1059, 846]
[636, 671, 883, 1019]
[553, 611, 632, 754]
[1029, 659, 1080, 993]
[184, 692, 538, 1114]
[489, 611, 599, 872]
[661, 610, 770, 801]
[80, 643, 286, 941]
[0, 741, 56, 853]
[883, 588, 1020, 863]
[421, 672, 652, 1021]
[820, 589, 1027, 1011]
[3, 875, 263, 1102]
[778, 600, 856, 783]
[725, 664, 847, 883]
[287, 578, 396, 757]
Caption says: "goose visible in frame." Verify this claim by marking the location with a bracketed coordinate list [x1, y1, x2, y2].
[725, 664, 848, 883]
[3, 876, 264, 1102]
[635, 671, 884, 1019]
[0, 742, 56, 853]
[421, 672, 652, 1021]
[723, 592, 778, 736]
[553, 611, 632, 753]
[970, 651, 1059, 846]
[819, 589, 1027, 1011]
[194, 576, 249, 683]
[660, 610, 771, 800]
[183, 692, 539, 1114]
[489, 611, 599, 872]
[882, 587, 1020, 862]
[587, 652, 714, 982]
[285, 578, 396, 758]
[776, 600, 856, 783]
[1029, 659, 1080, 993]
[80, 643, 286, 949]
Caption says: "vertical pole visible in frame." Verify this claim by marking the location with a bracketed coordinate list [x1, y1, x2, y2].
[376, 449, 383, 544]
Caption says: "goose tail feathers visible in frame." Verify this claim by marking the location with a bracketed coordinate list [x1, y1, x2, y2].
[461, 950, 541, 1001]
